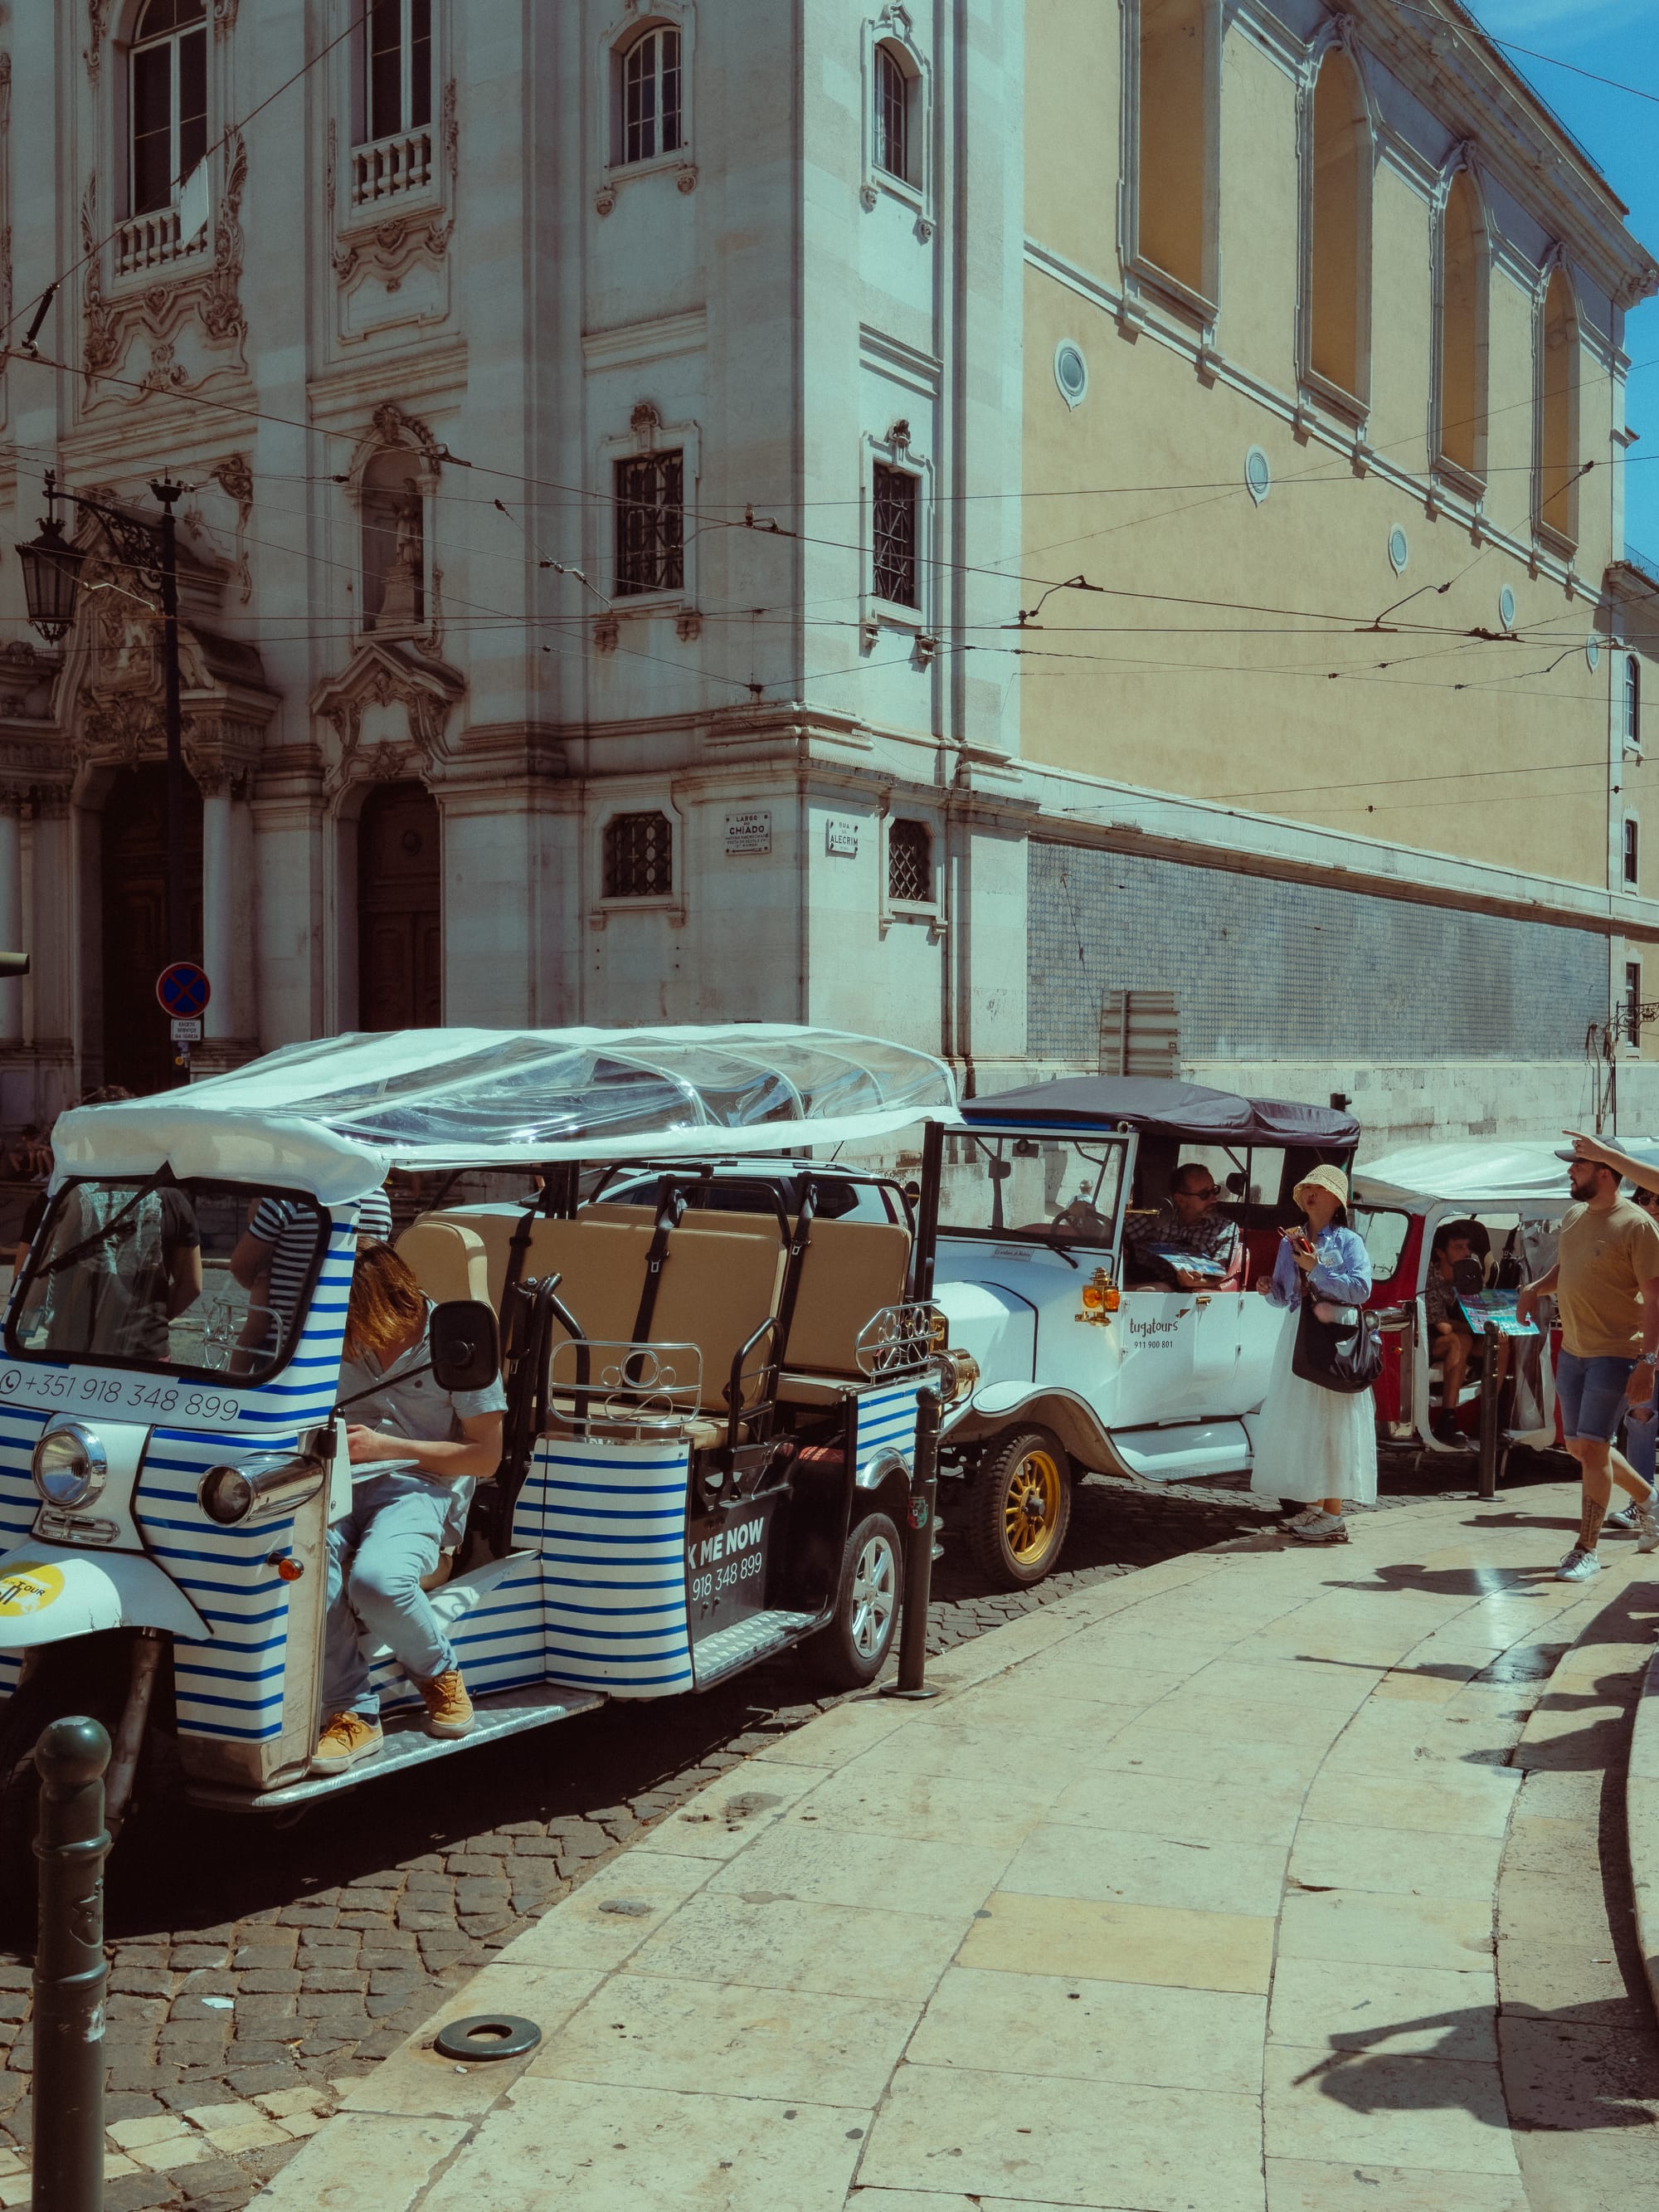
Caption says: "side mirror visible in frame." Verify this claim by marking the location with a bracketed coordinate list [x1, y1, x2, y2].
[430, 1299, 500, 1394]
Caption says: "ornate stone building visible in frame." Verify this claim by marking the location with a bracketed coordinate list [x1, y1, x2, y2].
[0, 0, 1654, 1143]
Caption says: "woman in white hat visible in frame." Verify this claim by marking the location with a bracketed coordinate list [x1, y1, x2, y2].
[1249, 1162, 1377, 1542]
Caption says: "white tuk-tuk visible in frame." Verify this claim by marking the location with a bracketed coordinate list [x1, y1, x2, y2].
[929, 1076, 1360, 1586]
[0, 1025, 961, 1906]
[1353, 1136, 1659, 1464]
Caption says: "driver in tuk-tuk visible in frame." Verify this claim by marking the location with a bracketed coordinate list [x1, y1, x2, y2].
[1126, 1162, 1244, 1289]
[312, 1242, 507, 1777]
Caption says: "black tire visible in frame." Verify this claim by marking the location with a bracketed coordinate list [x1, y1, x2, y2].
[804, 1509, 902, 1692]
[965, 1427, 1073, 1590]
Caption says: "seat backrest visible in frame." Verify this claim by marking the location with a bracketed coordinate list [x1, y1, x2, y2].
[649, 1228, 788, 1411]
[395, 1220, 491, 1307]
[784, 1217, 912, 1378]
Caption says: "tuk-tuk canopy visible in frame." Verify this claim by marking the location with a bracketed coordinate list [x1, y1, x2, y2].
[49, 1026, 960, 1206]
[1355, 1138, 1659, 1214]
[959, 1077, 1360, 1151]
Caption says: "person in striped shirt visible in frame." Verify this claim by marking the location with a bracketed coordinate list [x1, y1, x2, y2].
[230, 1184, 393, 1357]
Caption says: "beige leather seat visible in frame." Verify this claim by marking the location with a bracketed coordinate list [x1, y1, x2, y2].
[777, 1218, 912, 1405]
[395, 1219, 492, 1306]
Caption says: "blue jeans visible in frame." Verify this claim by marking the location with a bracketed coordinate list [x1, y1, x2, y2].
[323, 1473, 461, 1721]
[1626, 1403, 1657, 1488]
[1556, 1352, 1638, 1445]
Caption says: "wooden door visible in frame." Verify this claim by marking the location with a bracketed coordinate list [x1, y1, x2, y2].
[358, 782, 441, 1030]
[100, 766, 203, 1095]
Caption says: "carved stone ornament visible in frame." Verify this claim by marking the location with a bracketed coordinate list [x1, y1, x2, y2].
[329, 83, 460, 290]
[312, 640, 466, 798]
[207, 454, 255, 604]
[80, 136, 250, 406]
[85, 0, 111, 80]
[595, 187, 618, 217]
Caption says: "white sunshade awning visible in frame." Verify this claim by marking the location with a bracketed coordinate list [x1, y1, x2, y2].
[1353, 1138, 1624, 1213]
[47, 1026, 960, 1206]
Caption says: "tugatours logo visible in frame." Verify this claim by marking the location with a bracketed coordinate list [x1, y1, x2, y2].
[1126, 1316, 1181, 1347]
[686, 1518, 765, 1571]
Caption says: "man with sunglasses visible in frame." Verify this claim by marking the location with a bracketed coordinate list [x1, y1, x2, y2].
[1127, 1162, 1243, 1291]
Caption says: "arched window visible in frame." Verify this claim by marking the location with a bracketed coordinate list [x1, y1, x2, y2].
[616, 23, 683, 167]
[604, 811, 673, 899]
[1539, 265, 1581, 548]
[888, 818, 932, 903]
[1307, 47, 1370, 406]
[1628, 655, 1643, 753]
[361, 452, 426, 632]
[365, 0, 432, 146]
[1136, 0, 1209, 298]
[131, 0, 207, 218]
[1438, 170, 1487, 481]
[875, 42, 913, 184]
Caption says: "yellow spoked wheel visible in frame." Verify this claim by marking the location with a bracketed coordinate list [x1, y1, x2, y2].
[966, 1427, 1073, 1590]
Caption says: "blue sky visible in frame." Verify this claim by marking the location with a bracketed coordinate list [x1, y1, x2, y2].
[1470, 1, 1659, 561]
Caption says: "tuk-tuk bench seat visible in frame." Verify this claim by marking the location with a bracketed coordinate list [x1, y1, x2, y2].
[396, 1219, 491, 1306]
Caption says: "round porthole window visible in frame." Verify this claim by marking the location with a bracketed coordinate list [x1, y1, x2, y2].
[1388, 525, 1410, 576]
[1053, 341, 1088, 409]
[1498, 585, 1516, 632]
[1586, 634, 1602, 672]
[1244, 447, 1272, 507]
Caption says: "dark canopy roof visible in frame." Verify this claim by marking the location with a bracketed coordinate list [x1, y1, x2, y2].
[959, 1077, 1360, 1150]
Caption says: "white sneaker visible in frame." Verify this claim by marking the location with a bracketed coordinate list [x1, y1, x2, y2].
[1556, 1547, 1603, 1582]
[1604, 1506, 1636, 1533]
[1635, 1492, 1659, 1554]
[1288, 1509, 1349, 1545]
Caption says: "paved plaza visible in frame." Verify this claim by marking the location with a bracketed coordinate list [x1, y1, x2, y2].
[229, 1481, 1658, 2212]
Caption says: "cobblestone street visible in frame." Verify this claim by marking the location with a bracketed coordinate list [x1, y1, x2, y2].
[0, 1464, 1504, 2210]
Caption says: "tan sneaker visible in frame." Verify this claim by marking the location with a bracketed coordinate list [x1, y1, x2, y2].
[310, 1711, 383, 1776]
[416, 1669, 474, 1738]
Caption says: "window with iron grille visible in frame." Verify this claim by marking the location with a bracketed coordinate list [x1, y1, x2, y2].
[604, 811, 673, 899]
[1626, 817, 1641, 889]
[875, 44, 910, 182]
[614, 451, 684, 596]
[873, 463, 918, 607]
[888, 818, 932, 903]
[620, 25, 683, 164]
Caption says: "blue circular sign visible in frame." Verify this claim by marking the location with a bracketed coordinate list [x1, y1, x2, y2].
[156, 962, 211, 1018]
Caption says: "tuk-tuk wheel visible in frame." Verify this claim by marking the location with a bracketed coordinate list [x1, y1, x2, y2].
[803, 1510, 902, 1692]
[966, 1428, 1073, 1590]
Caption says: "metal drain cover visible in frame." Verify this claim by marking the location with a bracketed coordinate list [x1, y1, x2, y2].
[433, 2014, 542, 2062]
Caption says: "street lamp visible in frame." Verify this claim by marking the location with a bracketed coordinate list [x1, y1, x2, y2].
[14, 470, 190, 992]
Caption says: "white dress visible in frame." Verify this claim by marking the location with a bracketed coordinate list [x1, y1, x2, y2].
[1248, 1227, 1379, 1508]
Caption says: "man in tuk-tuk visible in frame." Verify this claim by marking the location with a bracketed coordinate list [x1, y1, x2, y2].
[312, 1243, 506, 1776]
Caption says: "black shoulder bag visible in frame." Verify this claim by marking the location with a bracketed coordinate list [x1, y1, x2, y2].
[1291, 1278, 1383, 1396]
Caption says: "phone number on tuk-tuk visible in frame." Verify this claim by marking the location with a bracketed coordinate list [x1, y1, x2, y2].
[0, 1370, 242, 1422]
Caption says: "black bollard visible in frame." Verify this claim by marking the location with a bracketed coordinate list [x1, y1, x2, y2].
[32, 1717, 110, 2212]
[884, 1384, 941, 1701]
[1477, 1322, 1501, 1502]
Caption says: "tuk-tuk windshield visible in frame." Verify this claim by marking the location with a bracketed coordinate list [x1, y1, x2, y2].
[941, 1136, 1129, 1249]
[7, 1177, 328, 1382]
[1351, 1206, 1411, 1282]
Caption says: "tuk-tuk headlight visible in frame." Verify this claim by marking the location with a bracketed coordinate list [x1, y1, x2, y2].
[200, 1466, 256, 1526]
[32, 1424, 108, 1511]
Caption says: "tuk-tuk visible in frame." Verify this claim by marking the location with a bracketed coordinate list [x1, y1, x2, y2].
[1353, 1136, 1657, 1464]
[928, 1077, 1360, 1586]
[0, 1025, 961, 1899]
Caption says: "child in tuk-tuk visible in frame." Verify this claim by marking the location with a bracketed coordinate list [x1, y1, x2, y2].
[312, 1243, 507, 1776]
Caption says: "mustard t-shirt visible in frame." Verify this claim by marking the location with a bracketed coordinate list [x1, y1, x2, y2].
[1555, 1198, 1659, 1358]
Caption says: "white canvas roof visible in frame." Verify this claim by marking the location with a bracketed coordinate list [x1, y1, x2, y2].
[1354, 1137, 1659, 1213]
[49, 1026, 959, 1206]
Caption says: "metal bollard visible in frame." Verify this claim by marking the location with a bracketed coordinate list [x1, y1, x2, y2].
[884, 1384, 941, 1701]
[1477, 1322, 1501, 1503]
[32, 1717, 110, 2212]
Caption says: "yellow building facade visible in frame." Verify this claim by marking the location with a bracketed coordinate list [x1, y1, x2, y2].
[1012, 0, 1659, 1135]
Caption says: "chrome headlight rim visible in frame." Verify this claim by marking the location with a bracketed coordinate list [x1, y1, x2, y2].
[32, 1421, 109, 1511]
[933, 1346, 981, 1406]
[198, 1451, 327, 1528]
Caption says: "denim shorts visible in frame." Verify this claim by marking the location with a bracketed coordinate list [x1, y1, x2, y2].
[1556, 1351, 1638, 1443]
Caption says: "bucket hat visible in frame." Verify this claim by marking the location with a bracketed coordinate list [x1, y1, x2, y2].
[1292, 1162, 1350, 1211]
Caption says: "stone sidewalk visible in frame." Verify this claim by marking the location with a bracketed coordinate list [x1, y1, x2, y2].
[233, 1486, 1657, 2211]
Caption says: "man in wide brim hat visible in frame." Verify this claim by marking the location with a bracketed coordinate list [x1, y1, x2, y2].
[1515, 1134, 1659, 1578]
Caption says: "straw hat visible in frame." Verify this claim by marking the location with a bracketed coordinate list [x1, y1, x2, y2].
[1293, 1162, 1350, 1211]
